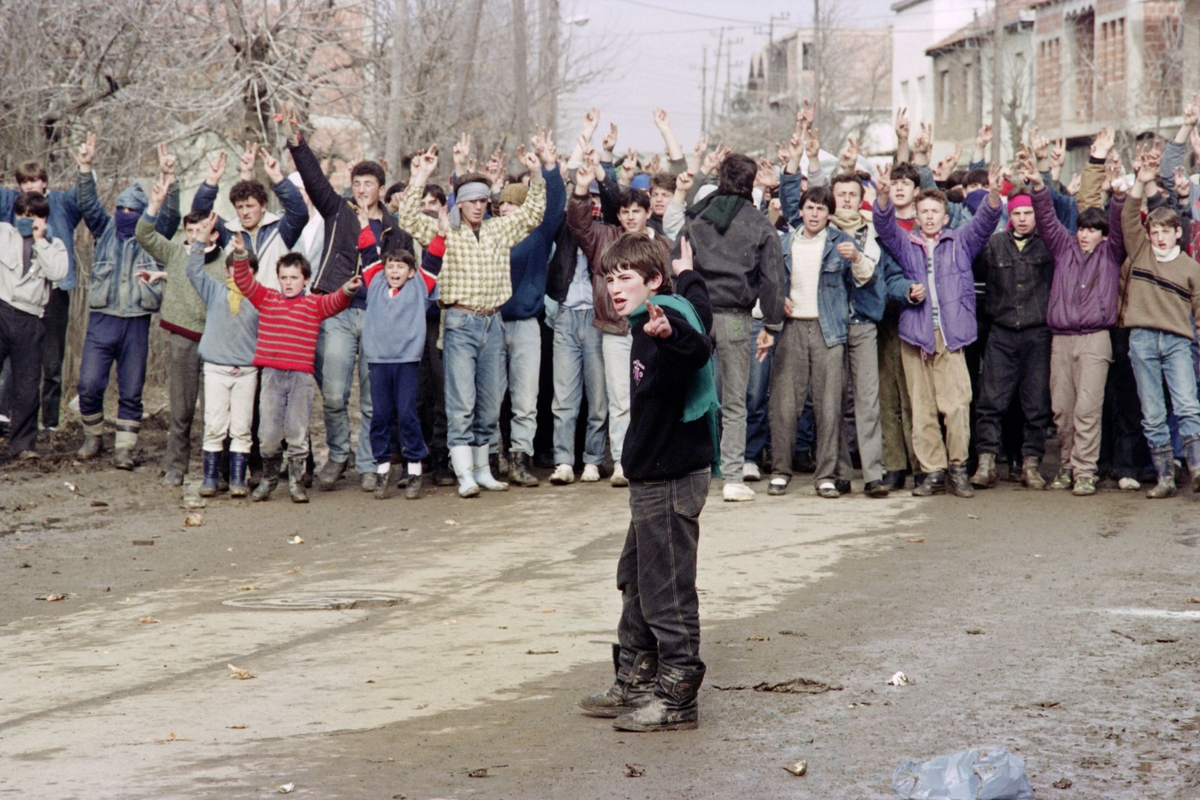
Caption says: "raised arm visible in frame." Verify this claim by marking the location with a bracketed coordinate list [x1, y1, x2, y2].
[779, 170, 802, 230]
[396, 145, 441, 247]
[71, 133, 111, 238]
[279, 104, 345, 220]
[651, 108, 685, 164]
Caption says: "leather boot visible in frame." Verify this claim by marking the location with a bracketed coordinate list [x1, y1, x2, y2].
[969, 452, 997, 488]
[77, 414, 105, 460]
[288, 457, 310, 503]
[112, 420, 139, 471]
[1183, 435, 1200, 492]
[1022, 456, 1046, 490]
[199, 451, 221, 497]
[252, 457, 280, 502]
[612, 663, 705, 732]
[947, 463, 974, 497]
[1146, 444, 1177, 499]
[508, 452, 540, 487]
[405, 470, 425, 500]
[473, 445, 509, 491]
[373, 466, 393, 500]
[579, 644, 658, 718]
[911, 470, 946, 496]
[229, 452, 249, 498]
[450, 445, 480, 498]
[317, 458, 346, 491]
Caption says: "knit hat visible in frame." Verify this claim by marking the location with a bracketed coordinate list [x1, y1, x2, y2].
[1007, 194, 1032, 213]
[115, 183, 148, 213]
[498, 183, 528, 206]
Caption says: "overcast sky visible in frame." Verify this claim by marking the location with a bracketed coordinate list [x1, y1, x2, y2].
[561, 0, 898, 150]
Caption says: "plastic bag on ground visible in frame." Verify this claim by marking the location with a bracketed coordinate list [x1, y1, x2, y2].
[892, 747, 1035, 799]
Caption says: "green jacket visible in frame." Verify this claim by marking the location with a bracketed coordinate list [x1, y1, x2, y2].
[135, 213, 226, 338]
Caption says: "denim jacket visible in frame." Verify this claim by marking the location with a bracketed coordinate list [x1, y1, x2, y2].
[77, 170, 179, 317]
[0, 187, 83, 290]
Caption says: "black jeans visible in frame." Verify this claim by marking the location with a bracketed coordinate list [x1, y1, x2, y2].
[40, 287, 70, 427]
[0, 300, 45, 455]
[1101, 327, 1149, 479]
[418, 312, 448, 463]
[975, 324, 1052, 458]
[617, 469, 710, 673]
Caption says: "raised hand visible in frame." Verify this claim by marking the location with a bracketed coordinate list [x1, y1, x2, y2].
[149, 172, 173, 210]
[343, 274, 363, 296]
[1091, 126, 1115, 159]
[1191, 127, 1200, 162]
[1050, 138, 1067, 169]
[652, 107, 672, 131]
[519, 141, 541, 172]
[619, 147, 638, 183]
[30, 217, 47, 241]
[259, 147, 283, 183]
[643, 153, 662, 175]
[157, 142, 177, 175]
[1066, 172, 1082, 196]
[672, 236, 694, 275]
[231, 230, 247, 255]
[602, 123, 618, 154]
[71, 131, 97, 170]
[975, 123, 994, 153]
[1028, 125, 1049, 160]
[411, 144, 439, 182]
[693, 133, 709, 160]
[452, 132, 472, 172]
[534, 126, 558, 167]
[875, 162, 892, 202]
[437, 206, 450, 237]
[675, 170, 695, 194]
[1134, 141, 1161, 184]
[894, 106, 910, 142]
[805, 126, 820, 159]
[1185, 93, 1200, 128]
[756, 158, 779, 190]
[839, 135, 860, 173]
[206, 151, 228, 185]
[274, 102, 301, 145]
[701, 141, 726, 175]
[643, 302, 673, 339]
[796, 99, 814, 135]
[987, 162, 1005, 197]
[581, 107, 600, 140]
[933, 142, 962, 182]
[238, 140, 256, 179]
[196, 211, 218, 243]
[912, 122, 932, 155]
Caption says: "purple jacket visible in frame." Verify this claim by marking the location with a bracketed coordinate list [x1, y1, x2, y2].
[875, 196, 1002, 354]
[1033, 186, 1125, 336]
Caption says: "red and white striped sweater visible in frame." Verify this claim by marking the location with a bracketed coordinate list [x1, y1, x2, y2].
[232, 256, 352, 373]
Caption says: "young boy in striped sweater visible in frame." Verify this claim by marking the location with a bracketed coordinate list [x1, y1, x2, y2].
[231, 233, 359, 503]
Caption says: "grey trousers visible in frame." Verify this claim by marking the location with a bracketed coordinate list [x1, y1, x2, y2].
[877, 307, 917, 473]
[837, 323, 884, 484]
[711, 310, 753, 484]
[769, 318, 846, 486]
[259, 367, 315, 460]
[165, 333, 203, 475]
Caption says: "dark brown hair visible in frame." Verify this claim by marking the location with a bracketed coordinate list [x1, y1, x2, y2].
[649, 171, 677, 193]
[1148, 207, 1182, 231]
[914, 187, 949, 211]
[15, 162, 47, 185]
[599, 233, 672, 293]
[230, 180, 268, 207]
[276, 252, 312, 278]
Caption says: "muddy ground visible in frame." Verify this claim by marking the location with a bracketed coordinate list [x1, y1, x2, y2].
[1, 416, 1198, 799]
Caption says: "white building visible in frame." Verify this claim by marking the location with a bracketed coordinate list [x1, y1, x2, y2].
[891, 0, 990, 153]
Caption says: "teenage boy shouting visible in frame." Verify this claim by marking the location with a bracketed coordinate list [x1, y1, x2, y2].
[579, 234, 716, 733]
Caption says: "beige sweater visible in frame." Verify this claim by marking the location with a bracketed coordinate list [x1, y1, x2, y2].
[1119, 199, 1200, 338]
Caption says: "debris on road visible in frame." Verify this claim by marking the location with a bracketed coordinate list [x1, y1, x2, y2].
[37, 593, 66, 602]
[287, 535, 304, 545]
[155, 732, 189, 743]
[63, 481, 77, 493]
[131, 539, 154, 546]
[228, 664, 254, 680]
[966, 629, 983, 635]
[713, 677, 843, 694]
[624, 763, 646, 778]
[1187, 597, 1200, 604]
[468, 768, 489, 778]
[183, 513, 203, 527]
[139, 617, 160, 624]
[967, 514, 980, 520]
[906, 537, 925, 543]
[887, 671, 914, 686]
[445, 519, 459, 526]
[892, 748, 1033, 800]
[227, 724, 247, 729]
[91, 500, 108, 508]
[275, 782, 295, 793]
[1052, 777, 1073, 789]
[526, 649, 559, 655]
[783, 760, 808, 776]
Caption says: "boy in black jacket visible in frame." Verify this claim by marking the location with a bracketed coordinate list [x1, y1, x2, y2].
[578, 233, 717, 732]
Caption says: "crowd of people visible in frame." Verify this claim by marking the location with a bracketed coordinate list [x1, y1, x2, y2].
[6, 97, 1200, 732]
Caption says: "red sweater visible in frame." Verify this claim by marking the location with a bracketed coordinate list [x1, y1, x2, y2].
[233, 256, 352, 373]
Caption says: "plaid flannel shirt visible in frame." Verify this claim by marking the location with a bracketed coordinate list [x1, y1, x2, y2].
[398, 180, 546, 311]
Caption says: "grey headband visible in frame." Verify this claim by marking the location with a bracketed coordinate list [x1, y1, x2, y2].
[449, 181, 491, 229]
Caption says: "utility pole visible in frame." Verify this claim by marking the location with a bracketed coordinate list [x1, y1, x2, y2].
[812, 0, 822, 130]
[991, 0, 1004, 162]
[710, 27, 724, 131]
[384, 0, 409, 174]
[701, 45, 708, 131]
[723, 45, 732, 117]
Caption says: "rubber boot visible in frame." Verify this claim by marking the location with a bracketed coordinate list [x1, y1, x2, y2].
[252, 457, 280, 502]
[450, 445, 480, 498]
[1184, 436, 1200, 493]
[1146, 444, 1177, 499]
[911, 470, 946, 496]
[1022, 456, 1046, 490]
[199, 451, 221, 497]
[229, 452, 249, 498]
[77, 414, 105, 460]
[317, 458, 346, 491]
[508, 451, 540, 487]
[947, 463, 974, 497]
[613, 664, 705, 732]
[969, 452, 997, 488]
[579, 644, 658, 718]
[473, 445, 509, 492]
[374, 465, 393, 500]
[287, 457, 310, 503]
[112, 421, 139, 471]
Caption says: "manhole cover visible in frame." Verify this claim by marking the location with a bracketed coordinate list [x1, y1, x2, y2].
[223, 591, 413, 611]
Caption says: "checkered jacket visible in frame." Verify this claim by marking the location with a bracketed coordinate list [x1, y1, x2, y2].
[397, 181, 546, 311]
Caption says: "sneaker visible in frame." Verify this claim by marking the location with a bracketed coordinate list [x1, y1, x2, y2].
[611, 465, 629, 487]
[723, 483, 755, 502]
[817, 481, 840, 499]
[581, 464, 601, 482]
[1073, 474, 1097, 496]
[549, 464, 575, 485]
[1118, 477, 1141, 491]
[742, 462, 761, 482]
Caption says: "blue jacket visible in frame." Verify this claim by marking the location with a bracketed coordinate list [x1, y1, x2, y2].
[185, 243, 260, 367]
[77, 170, 180, 317]
[191, 177, 309, 258]
[0, 187, 84, 290]
[500, 165, 566, 321]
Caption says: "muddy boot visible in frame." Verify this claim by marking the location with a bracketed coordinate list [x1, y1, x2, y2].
[579, 644, 658, 718]
[473, 445, 509, 492]
[317, 458, 346, 491]
[947, 464, 974, 498]
[969, 452, 996, 488]
[1022, 456, 1046, 490]
[450, 445, 480, 498]
[252, 457, 280, 502]
[508, 451, 540, 487]
[112, 421, 139, 470]
[405, 468, 425, 500]
[288, 457, 310, 503]
[612, 664, 704, 732]
[199, 451, 221, 497]
[1047, 467, 1073, 490]
[77, 414, 105, 460]
[911, 470, 945, 497]
[229, 452, 249, 498]
[373, 465, 393, 500]
[1184, 436, 1200, 493]
[1146, 445, 1177, 499]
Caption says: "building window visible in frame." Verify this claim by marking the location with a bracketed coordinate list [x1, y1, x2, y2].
[802, 42, 812, 72]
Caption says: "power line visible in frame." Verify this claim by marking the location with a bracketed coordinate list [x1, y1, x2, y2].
[605, 0, 769, 26]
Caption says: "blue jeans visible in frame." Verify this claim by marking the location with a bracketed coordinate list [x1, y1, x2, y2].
[498, 316, 542, 455]
[1129, 328, 1200, 448]
[315, 307, 374, 472]
[368, 361, 427, 464]
[745, 318, 773, 465]
[77, 312, 150, 421]
[552, 306, 608, 466]
[442, 307, 505, 448]
[258, 367, 314, 460]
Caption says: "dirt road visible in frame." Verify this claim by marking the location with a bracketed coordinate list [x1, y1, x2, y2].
[1, 439, 1198, 799]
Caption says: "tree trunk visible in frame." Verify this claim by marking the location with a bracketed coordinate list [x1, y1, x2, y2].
[385, 0, 410, 175]
[512, 0, 530, 138]
[455, 0, 486, 129]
